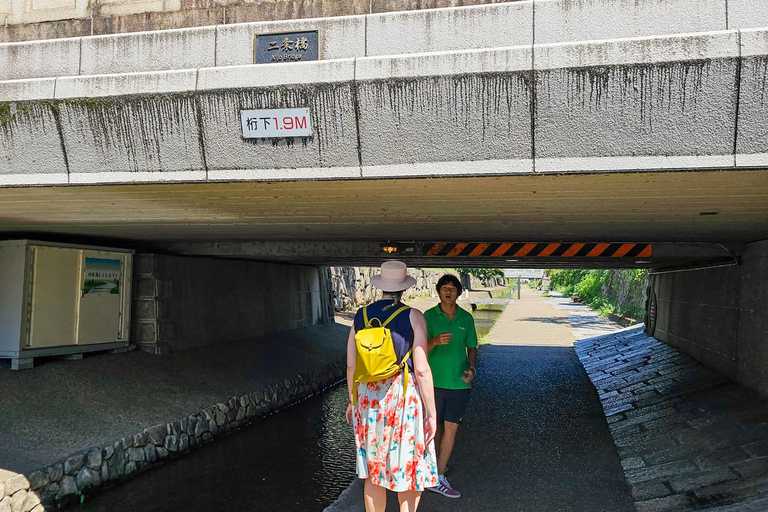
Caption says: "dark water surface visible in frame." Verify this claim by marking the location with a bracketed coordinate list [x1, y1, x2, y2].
[76, 386, 356, 512]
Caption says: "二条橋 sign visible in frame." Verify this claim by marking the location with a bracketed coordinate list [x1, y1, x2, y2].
[240, 108, 312, 139]
[254, 31, 319, 64]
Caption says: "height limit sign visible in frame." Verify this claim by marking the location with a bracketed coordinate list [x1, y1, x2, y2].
[240, 108, 312, 139]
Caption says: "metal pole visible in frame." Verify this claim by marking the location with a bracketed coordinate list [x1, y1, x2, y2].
[517, 279, 521, 299]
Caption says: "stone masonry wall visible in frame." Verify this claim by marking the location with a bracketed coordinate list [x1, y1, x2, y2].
[330, 267, 448, 311]
[0, 359, 346, 511]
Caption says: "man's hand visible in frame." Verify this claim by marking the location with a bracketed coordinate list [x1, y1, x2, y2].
[428, 332, 452, 349]
[461, 367, 476, 384]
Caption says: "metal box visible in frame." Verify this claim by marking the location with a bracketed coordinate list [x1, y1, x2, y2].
[0, 240, 133, 370]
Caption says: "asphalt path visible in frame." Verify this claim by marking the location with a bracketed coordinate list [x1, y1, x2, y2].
[328, 343, 635, 512]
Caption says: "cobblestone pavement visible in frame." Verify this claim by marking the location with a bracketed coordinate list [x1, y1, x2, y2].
[577, 325, 768, 511]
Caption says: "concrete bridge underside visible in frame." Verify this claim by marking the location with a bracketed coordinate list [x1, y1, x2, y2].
[0, 170, 765, 268]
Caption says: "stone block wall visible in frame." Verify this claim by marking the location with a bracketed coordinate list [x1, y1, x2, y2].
[132, 254, 333, 354]
[650, 238, 768, 396]
[0, 359, 345, 511]
[330, 267, 450, 311]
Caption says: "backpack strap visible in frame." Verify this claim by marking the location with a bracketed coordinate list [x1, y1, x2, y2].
[362, 305, 385, 328]
[382, 305, 410, 327]
[400, 347, 413, 403]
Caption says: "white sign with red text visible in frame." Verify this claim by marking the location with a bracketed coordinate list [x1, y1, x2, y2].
[240, 108, 312, 138]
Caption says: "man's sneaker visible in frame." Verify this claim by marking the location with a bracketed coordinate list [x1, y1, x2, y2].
[427, 475, 461, 499]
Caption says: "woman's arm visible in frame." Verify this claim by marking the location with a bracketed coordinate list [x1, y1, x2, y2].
[411, 308, 437, 444]
[345, 325, 356, 423]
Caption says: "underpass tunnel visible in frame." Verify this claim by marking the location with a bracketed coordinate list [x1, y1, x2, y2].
[0, 171, 766, 398]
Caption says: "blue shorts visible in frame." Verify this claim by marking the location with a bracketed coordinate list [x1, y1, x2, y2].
[434, 388, 471, 425]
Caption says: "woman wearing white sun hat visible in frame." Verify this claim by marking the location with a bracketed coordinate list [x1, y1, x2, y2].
[345, 260, 439, 512]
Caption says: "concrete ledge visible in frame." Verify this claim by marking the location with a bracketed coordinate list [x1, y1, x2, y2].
[0, 173, 68, 186]
[365, 1, 533, 57]
[207, 166, 361, 181]
[54, 69, 198, 99]
[0, 78, 56, 101]
[0, 37, 80, 81]
[361, 159, 534, 178]
[536, 155, 736, 173]
[356, 45, 532, 80]
[741, 28, 768, 58]
[68, 170, 208, 184]
[534, 0, 727, 46]
[534, 31, 739, 70]
[736, 153, 768, 168]
[197, 59, 356, 90]
[79, 27, 216, 75]
[215, 15, 366, 67]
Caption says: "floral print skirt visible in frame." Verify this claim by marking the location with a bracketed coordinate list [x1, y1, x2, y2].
[353, 372, 439, 492]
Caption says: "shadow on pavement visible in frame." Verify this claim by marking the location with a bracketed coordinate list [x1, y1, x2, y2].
[330, 344, 635, 512]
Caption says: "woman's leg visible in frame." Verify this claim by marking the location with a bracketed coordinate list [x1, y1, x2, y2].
[397, 490, 422, 512]
[364, 478, 387, 512]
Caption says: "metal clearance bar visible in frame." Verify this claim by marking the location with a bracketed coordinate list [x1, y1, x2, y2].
[423, 242, 653, 258]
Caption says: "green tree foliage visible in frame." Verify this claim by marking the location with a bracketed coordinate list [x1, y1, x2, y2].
[548, 269, 648, 320]
[456, 268, 504, 280]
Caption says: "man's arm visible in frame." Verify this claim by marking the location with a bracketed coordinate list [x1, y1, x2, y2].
[462, 317, 479, 383]
[467, 347, 478, 372]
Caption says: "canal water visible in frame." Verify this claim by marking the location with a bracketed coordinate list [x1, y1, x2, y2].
[76, 303, 507, 512]
[76, 387, 358, 512]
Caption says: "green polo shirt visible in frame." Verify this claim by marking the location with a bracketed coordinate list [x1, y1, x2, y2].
[425, 304, 478, 390]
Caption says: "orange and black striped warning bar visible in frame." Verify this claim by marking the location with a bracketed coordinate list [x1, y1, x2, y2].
[423, 242, 652, 258]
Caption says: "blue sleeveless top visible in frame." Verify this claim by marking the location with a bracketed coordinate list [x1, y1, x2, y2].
[354, 299, 415, 373]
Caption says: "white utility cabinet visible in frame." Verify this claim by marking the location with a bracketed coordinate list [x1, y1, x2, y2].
[0, 240, 133, 370]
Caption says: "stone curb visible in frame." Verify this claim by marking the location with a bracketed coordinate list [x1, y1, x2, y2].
[0, 358, 346, 511]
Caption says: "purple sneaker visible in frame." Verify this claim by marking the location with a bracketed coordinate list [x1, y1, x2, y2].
[427, 475, 461, 499]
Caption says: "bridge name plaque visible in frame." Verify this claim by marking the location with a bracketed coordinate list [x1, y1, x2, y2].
[240, 108, 313, 139]
[254, 31, 319, 64]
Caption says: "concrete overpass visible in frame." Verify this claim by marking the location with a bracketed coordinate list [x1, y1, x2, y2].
[0, 0, 766, 269]
[0, 0, 766, 396]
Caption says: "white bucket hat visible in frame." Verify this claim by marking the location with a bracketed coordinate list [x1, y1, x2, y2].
[371, 260, 417, 292]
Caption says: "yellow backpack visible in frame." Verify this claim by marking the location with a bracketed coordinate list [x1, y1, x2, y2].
[352, 304, 412, 405]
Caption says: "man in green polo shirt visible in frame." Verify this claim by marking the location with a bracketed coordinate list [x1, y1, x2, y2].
[424, 274, 478, 499]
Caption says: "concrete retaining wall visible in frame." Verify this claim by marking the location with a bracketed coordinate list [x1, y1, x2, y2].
[650, 238, 768, 396]
[2, 0, 767, 80]
[3, 0, 768, 45]
[132, 254, 334, 354]
[0, 359, 346, 511]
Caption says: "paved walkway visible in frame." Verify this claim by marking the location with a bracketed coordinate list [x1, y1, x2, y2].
[327, 287, 635, 511]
